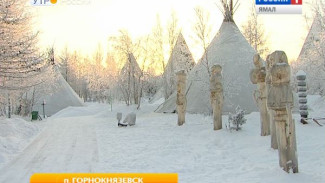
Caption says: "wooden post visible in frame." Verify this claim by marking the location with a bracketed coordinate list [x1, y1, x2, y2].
[267, 51, 298, 173]
[250, 54, 270, 136]
[210, 65, 223, 130]
[265, 54, 278, 149]
[176, 70, 187, 126]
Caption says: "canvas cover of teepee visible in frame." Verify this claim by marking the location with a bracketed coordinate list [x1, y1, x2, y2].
[33, 73, 84, 116]
[163, 33, 196, 99]
[156, 21, 258, 114]
[295, 13, 325, 93]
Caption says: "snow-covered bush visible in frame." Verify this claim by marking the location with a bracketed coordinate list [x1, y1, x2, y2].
[227, 106, 247, 131]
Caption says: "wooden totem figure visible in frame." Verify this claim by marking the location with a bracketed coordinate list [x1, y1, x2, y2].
[265, 54, 278, 149]
[210, 65, 223, 130]
[267, 51, 298, 173]
[176, 70, 187, 126]
[250, 54, 270, 136]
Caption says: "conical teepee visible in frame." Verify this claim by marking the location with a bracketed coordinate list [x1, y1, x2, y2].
[156, 2, 257, 114]
[120, 53, 142, 78]
[296, 13, 325, 93]
[163, 33, 195, 99]
[33, 73, 84, 116]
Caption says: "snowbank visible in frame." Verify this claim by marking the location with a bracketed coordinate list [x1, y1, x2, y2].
[0, 117, 40, 167]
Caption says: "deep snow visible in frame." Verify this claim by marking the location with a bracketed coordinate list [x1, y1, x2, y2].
[0, 97, 324, 183]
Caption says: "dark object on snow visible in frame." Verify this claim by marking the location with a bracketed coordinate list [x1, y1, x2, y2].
[123, 112, 136, 126]
[300, 118, 324, 126]
[31, 111, 42, 121]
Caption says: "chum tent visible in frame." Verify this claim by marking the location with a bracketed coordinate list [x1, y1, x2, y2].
[33, 73, 84, 116]
[295, 12, 325, 93]
[156, 3, 258, 114]
[163, 33, 196, 99]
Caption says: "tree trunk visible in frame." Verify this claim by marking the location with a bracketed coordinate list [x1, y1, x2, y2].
[127, 55, 131, 105]
[137, 76, 143, 110]
[7, 93, 11, 119]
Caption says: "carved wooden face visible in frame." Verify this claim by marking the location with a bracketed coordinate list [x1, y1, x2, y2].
[266, 55, 274, 71]
[266, 51, 289, 71]
[273, 51, 288, 64]
[211, 65, 222, 75]
[253, 54, 263, 68]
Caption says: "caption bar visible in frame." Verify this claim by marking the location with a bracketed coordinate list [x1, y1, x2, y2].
[30, 173, 178, 183]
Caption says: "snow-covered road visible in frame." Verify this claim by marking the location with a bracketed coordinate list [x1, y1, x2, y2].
[0, 114, 100, 182]
[0, 102, 324, 183]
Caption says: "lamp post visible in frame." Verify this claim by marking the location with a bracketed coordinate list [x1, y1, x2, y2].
[42, 99, 46, 119]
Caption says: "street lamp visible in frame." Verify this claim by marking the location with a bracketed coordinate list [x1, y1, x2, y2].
[42, 99, 46, 119]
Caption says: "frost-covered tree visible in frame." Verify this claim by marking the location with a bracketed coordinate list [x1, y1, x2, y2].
[151, 15, 165, 73]
[0, 0, 56, 118]
[167, 10, 180, 55]
[104, 51, 119, 104]
[59, 46, 70, 82]
[228, 106, 246, 131]
[110, 30, 142, 105]
[193, 6, 213, 76]
[88, 44, 108, 102]
[119, 53, 142, 105]
[241, 2, 269, 58]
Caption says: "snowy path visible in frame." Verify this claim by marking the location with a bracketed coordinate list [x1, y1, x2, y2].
[0, 114, 100, 182]
[0, 103, 324, 183]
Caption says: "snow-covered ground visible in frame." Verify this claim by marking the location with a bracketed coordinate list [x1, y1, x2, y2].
[0, 97, 324, 183]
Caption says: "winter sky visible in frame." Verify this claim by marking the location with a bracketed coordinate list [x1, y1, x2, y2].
[32, 0, 314, 63]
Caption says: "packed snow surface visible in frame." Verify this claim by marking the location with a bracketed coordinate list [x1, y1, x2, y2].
[0, 97, 324, 183]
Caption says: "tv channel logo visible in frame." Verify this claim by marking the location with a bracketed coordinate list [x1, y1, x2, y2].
[31, 0, 91, 6]
[256, 0, 303, 14]
[31, 0, 57, 6]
